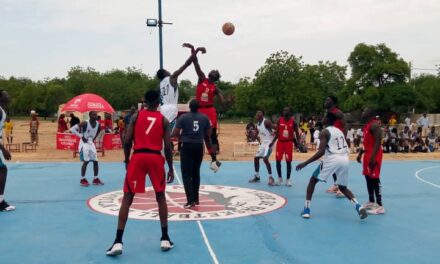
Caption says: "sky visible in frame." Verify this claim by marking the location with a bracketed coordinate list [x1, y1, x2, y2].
[0, 0, 439, 83]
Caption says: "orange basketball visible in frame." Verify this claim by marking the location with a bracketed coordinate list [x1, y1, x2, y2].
[222, 22, 235, 36]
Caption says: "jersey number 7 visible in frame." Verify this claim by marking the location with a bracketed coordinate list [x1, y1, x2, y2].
[145, 117, 157, 135]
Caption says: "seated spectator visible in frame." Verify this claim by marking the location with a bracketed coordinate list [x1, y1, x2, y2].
[399, 126, 412, 153]
[298, 128, 308, 153]
[411, 127, 427, 152]
[57, 114, 68, 133]
[425, 127, 439, 152]
[245, 122, 258, 143]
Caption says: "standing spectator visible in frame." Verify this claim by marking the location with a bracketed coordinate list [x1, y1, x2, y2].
[388, 114, 397, 128]
[29, 110, 39, 145]
[313, 122, 323, 149]
[417, 113, 429, 138]
[4, 117, 13, 144]
[57, 114, 68, 133]
[354, 127, 363, 152]
[69, 113, 80, 128]
[346, 125, 355, 153]
[425, 127, 439, 152]
[404, 115, 411, 128]
[308, 116, 316, 143]
[104, 113, 113, 133]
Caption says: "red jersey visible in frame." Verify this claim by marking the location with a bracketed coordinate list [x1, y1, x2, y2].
[196, 79, 217, 107]
[277, 117, 295, 141]
[363, 119, 383, 154]
[330, 107, 344, 132]
[133, 109, 164, 151]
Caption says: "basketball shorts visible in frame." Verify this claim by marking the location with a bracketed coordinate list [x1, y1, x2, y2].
[312, 154, 349, 186]
[124, 153, 166, 193]
[80, 142, 97, 162]
[199, 106, 218, 129]
[256, 143, 273, 159]
[363, 150, 383, 179]
[276, 141, 293, 161]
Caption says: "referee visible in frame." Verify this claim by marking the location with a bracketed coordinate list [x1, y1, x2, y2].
[171, 100, 217, 209]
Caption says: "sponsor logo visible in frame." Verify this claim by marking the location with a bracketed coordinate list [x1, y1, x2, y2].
[87, 185, 286, 221]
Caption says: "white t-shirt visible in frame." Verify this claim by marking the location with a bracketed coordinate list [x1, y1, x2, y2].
[347, 128, 355, 140]
[405, 117, 411, 127]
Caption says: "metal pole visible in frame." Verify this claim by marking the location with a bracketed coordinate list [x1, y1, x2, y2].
[158, 0, 163, 69]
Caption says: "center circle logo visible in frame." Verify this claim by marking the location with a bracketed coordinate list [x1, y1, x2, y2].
[87, 185, 287, 221]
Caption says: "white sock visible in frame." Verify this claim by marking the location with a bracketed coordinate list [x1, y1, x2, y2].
[351, 198, 359, 205]
[0, 194, 4, 203]
[305, 200, 311, 208]
[255, 172, 259, 177]
[94, 175, 98, 179]
[269, 174, 272, 178]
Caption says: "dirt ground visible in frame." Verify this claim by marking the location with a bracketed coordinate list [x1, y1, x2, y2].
[5, 120, 440, 162]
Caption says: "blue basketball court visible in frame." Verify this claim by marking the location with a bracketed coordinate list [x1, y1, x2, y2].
[1, 160, 439, 264]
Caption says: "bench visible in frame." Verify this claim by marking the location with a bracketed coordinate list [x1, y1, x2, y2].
[6, 143, 20, 152]
[233, 141, 260, 157]
[22, 142, 36, 152]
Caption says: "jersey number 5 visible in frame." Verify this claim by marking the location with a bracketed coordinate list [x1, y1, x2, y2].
[193, 121, 199, 132]
[146, 117, 157, 134]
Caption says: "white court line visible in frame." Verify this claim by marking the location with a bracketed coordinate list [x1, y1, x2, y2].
[414, 166, 440, 189]
[172, 166, 220, 264]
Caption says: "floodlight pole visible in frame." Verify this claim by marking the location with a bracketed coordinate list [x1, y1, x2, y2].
[158, 0, 164, 69]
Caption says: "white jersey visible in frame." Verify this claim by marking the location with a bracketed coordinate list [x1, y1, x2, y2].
[83, 121, 99, 142]
[325, 126, 349, 156]
[159, 76, 179, 122]
[257, 118, 274, 144]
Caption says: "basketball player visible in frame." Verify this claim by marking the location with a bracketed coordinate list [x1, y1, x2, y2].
[107, 90, 174, 256]
[0, 90, 14, 212]
[70, 111, 104, 186]
[269, 107, 300, 187]
[324, 96, 345, 197]
[296, 112, 367, 219]
[356, 108, 385, 214]
[249, 110, 276, 186]
[183, 43, 226, 171]
[171, 99, 217, 208]
[156, 44, 198, 131]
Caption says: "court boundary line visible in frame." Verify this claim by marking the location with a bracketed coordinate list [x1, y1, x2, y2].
[172, 165, 220, 264]
[415, 166, 440, 189]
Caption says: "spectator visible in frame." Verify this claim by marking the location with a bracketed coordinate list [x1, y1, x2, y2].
[404, 115, 411, 128]
[308, 116, 316, 143]
[346, 125, 355, 153]
[354, 127, 363, 152]
[399, 126, 412, 153]
[29, 111, 39, 145]
[313, 121, 322, 149]
[299, 118, 309, 137]
[425, 127, 439, 152]
[104, 113, 113, 133]
[417, 113, 429, 138]
[388, 114, 397, 128]
[411, 127, 426, 152]
[57, 114, 68, 133]
[245, 122, 258, 143]
[69, 113, 80, 128]
[4, 117, 13, 144]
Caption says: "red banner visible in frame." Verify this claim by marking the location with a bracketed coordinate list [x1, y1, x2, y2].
[56, 133, 122, 150]
[103, 133, 122, 150]
[56, 133, 80, 150]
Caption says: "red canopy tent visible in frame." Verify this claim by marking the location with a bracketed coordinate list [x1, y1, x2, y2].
[57, 93, 121, 151]
[61, 93, 115, 113]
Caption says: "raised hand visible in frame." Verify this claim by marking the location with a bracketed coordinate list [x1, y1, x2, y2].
[196, 47, 206, 54]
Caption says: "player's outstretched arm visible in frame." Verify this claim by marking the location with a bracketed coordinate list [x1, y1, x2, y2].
[296, 129, 329, 171]
[192, 53, 206, 83]
[163, 118, 174, 183]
